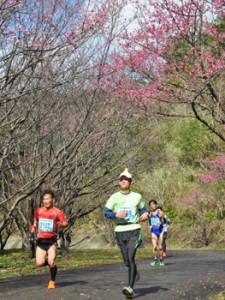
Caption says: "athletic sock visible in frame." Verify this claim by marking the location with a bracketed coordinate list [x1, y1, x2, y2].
[50, 265, 57, 281]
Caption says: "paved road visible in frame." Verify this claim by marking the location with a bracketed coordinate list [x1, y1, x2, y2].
[0, 250, 225, 300]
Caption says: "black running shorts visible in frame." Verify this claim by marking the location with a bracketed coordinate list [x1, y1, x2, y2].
[114, 228, 142, 251]
[36, 237, 57, 251]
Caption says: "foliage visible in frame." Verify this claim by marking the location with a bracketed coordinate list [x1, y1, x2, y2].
[161, 202, 178, 222]
[178, 209, 193, 229]
[106, 0, 225, 142]
[173, 120, 217, 167]
[209, 291, 225, 300]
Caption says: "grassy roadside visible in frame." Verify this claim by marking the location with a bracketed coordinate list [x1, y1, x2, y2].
[209, 292, 225, 300]
[0, 247, 151, 279]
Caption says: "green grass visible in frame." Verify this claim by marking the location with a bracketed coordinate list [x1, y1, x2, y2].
[208, 291, 225, 300]
[0, 248, 151, 279]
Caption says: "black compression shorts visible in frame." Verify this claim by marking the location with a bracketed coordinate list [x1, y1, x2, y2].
[36, 237, 57, 251]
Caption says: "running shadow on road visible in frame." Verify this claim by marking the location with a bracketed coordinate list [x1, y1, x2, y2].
[134, 286, 169, 298]
[0, 276, 88, 291]
[57, 280, 88, 288]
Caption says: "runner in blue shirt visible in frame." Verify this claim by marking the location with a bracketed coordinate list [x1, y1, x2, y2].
[148, 199, 165, 266]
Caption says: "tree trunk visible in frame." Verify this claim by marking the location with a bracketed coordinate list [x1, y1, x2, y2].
[58, 229, 71, 259]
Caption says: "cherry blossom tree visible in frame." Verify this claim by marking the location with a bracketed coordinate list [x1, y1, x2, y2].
[106, 0, 225, 142]
[201, 154, 225, 183]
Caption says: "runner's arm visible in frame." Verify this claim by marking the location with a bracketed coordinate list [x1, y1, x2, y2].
[166, 216, 172, 224]
[30, 219, 38, 233]
[140, 208, 148, 215]
[104, 208, 127, 219]
[57, 211, 68, 227]
[58, 220, 68, 228]
[139, 208, 149, 221]
[104, 208, 116, 219]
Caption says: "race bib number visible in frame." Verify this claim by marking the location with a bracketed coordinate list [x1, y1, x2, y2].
[118, 206, 136, 222]
[151, 217, 160, 226]
[39, 219, 54, 232]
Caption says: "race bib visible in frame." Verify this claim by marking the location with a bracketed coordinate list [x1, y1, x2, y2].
[39, 218, 54, 232]
[151, 216, 161, 226]
[118, 206, 136, 222]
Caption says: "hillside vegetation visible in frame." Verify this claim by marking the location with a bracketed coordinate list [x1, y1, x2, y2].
[3, 116, 225, 252]
[70, 117, 225, 251]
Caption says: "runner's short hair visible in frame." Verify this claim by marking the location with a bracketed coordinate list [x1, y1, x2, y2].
[149, 199, 157, 206]
[41, 189, 55, 200]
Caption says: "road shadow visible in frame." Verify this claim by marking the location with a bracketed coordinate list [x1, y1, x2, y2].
[134, 286, 169, 298]
[0, 275, 88, 291]
[57, 280, 87, 288]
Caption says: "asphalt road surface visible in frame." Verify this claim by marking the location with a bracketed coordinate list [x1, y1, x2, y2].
[0, 250, 225, 300]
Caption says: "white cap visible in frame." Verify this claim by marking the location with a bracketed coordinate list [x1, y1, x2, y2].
[119, 168, 132, 179]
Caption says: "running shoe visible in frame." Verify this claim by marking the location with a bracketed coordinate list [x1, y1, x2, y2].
[48, 280, 56, 289]
[163, 251, 167, 258]
[122, 286, 134, 299]
[159, 259, 165, 266]
[150, 259, 158, 266]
